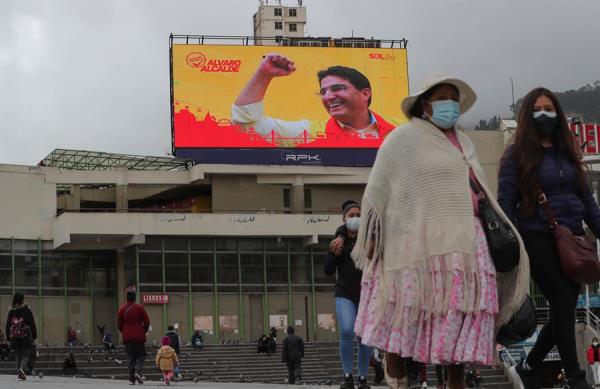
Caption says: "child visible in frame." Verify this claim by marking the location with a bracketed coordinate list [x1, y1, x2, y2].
[156, 336, 179, 385]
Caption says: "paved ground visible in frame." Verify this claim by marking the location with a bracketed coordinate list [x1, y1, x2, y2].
[0, 374, 336, 389]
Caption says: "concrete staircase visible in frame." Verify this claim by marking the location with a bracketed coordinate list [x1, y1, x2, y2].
[0, 342, 514, 387]
[316, 341, 513, 389]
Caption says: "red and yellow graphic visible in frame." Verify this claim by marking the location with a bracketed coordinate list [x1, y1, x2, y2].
[172, 44, 409, 149]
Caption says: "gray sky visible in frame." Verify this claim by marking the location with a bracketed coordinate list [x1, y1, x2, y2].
[1, 0, 599, 165]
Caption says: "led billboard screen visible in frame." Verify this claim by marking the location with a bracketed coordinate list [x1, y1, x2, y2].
[171, 43, 409, 165]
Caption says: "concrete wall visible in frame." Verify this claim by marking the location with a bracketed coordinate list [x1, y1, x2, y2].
[0, 166, 55, 240]
[464, 129, 505, 194]
[308, 185, 365, 213]
[212, 175, 285, 212]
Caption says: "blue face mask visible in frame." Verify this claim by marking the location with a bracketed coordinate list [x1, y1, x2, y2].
[427, 100, 460, 129]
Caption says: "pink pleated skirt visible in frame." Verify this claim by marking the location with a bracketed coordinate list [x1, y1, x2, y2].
[354, 217, 499, 365]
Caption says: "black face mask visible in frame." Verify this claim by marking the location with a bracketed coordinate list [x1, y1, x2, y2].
[533, 114, 557, 138]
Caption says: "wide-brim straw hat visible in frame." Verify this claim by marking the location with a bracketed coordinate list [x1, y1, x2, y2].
[401, 75, 477, 118]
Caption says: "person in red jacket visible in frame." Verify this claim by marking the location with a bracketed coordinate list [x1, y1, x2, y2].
[587, 338, 600, 386]
[118, 291, 150, 385]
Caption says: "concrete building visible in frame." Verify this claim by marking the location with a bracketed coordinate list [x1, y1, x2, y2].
[253, 0, 306, 45]
[0, 131, 506, 347]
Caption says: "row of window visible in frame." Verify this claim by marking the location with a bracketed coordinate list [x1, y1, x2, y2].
[127, 237, 335, 294]
[275, 22, 298, 32]
[0, 245, 116, 297]
[274, 8, 297, 17]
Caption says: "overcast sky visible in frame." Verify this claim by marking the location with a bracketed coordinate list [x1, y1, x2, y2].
[1, 0, 599, 165]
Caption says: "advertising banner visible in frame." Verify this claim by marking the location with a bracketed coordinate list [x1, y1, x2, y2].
[141, 293, 169, 304]
[171, 43, 409, 166]
[570, 123, 600, 154]
[269, 314, 288, 330]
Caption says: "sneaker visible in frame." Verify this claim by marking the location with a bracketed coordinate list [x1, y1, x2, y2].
[134, 373, 144, 385]
[340, 373, 356, 389]
[567, 371, 594, 389]
[18, 368, 26, 381]
[510, 361, 540, 389]
[358, 375, 371, 389]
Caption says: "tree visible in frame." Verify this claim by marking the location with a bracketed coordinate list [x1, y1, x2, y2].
[514, 81, 600, 123]
[474, 115, 502, 131]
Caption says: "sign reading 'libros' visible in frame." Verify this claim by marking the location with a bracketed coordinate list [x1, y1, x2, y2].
[170, 42, 409, 166]
[142, 294, 169, 305]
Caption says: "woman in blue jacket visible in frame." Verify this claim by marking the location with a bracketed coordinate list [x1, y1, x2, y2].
[498, 87, 600, 389]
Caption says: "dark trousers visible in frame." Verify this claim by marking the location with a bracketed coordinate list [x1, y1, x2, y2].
[374, 362, 384, 384]
[436, 364, 448, 386]
[14, 344, 31, 373]
[522, 232, 581, 376]
[124, 342, 147, 380]
[286, 358, 302, 384]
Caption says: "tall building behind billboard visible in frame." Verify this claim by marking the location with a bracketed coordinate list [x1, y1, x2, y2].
[253, 0, 307, 45]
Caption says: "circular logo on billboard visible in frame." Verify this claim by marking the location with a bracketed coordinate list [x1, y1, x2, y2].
[186, 52, 206, 68]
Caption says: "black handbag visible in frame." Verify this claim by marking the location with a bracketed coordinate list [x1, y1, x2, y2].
[469, 178, 520, 273]
[496, 295, 537, 346]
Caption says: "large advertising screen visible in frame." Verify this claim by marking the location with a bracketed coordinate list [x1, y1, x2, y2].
[171, 43, 409, 165]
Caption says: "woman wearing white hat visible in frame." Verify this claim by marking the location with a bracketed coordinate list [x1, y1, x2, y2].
[351, 76, 530, 389]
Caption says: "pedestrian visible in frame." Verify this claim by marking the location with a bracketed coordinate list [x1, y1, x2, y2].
[588, 338, 600, 386]
[435, 365, 448, 389]
[62, 351, 77, 376]
[5, 292, 37, 381]
[324, 199, 372, 389]
[66, 326, 77, 347]
[156, 336, 179, 386]
[269, 326, 277, 340]
[498, 87, 600, 389]
[371, 348, 385, 385]
[352, 75, 529, 389]
[117, 290, 150, 385]
[191, 330, 203, 351]
[165, 325, 181, 379]
[165, 325, 181, 354]
[282, 326, 304, 385]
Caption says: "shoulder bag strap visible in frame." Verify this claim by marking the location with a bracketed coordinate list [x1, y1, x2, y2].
[469, 177, 486, 202]
[122, 303, 136, 321]
[536, 186, 558, 228]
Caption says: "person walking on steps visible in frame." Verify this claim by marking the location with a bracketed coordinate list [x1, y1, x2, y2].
[282, 326, 304, 385]
[588, 338, 600, 386]
[352, 75, 529, 389]
[156, 336, 179, 386]
[117, 290, 150, 385]
[325, 200, 372, 389]
[5, 292, 37, 381]
[498, 87, 600, 389]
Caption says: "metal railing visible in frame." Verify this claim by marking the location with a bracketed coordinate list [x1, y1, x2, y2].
[498, 346, 517, 368]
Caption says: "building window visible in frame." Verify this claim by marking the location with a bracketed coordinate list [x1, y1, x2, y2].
[274, 8, 282, 16]
[283, 188, 291, 209]
[289, 23, 297, 32]
[275, 21, 283, 30]
[304, 188, 312, 209]
[288, 8, 297, 17]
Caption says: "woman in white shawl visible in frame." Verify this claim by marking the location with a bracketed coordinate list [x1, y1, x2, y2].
[351, 75, 529, 389]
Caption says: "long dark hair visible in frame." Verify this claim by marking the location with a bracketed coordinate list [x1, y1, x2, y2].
[506, 87, 586, 216]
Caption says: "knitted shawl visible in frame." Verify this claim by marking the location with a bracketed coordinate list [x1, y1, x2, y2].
[352, 118, 530, 328]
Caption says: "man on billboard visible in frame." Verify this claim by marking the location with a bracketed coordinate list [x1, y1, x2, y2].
[231, 53, 395, 147]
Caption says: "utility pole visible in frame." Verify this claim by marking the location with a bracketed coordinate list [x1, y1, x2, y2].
[510, 78, 516, 119]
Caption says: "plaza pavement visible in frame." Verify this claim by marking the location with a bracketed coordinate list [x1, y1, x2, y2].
[0, 374, 334, 389]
